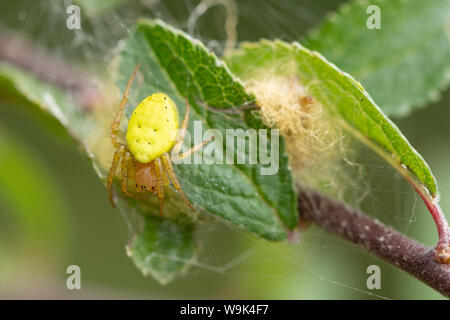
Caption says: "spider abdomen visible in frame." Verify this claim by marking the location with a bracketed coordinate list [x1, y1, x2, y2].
[126, 93, 179, 163]
[134, 161, 157, 193]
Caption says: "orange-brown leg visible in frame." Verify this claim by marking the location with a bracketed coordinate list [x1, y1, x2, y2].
[107, 144, 125, 207]
[154, 158, 165, 216]
[161, 153, 195, 211]
[171, 99, 214, 161]
[111, 64, 141, 147]
[176, 136, 214, 160]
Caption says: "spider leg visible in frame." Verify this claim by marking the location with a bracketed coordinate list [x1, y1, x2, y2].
[162, 153, 195, 211]
[154, 158, 165, 216]
[121, 151, 146, 200]
[162, 166, 170, 186]
[172, 98, 190, 155]
[176, 135, 214, 160]
[111, 63, 141, 147]
[107, 144, 126, 207]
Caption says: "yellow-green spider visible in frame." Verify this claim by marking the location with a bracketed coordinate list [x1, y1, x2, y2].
[107, 64, 213, 215]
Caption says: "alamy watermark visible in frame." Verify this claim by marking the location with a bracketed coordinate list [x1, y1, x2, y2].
[366, 5, 381, 30]
[66, 265, 81, 290]
[66, 5, 81, 30]
[366, 265, 381, 290]
[172, 120, 280, 176]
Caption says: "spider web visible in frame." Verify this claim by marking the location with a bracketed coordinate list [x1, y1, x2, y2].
[2, 0, 440, 300]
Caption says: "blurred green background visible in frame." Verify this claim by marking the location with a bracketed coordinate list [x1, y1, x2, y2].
[0, 0, 448, 299]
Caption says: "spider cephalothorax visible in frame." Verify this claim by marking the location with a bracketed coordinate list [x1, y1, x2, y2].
[107, 64, 212, 214]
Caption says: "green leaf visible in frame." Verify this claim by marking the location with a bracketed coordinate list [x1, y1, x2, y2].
[303, 0, 450, 117]
[226, 39, 438, 200]
[0, 19, 299, 283]
[126, 216, 196, 285]
[116, 19, 298, 239]
[0, 62, 197, 283]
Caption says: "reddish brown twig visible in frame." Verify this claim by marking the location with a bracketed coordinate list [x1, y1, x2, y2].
[298, 188, 450, 298]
